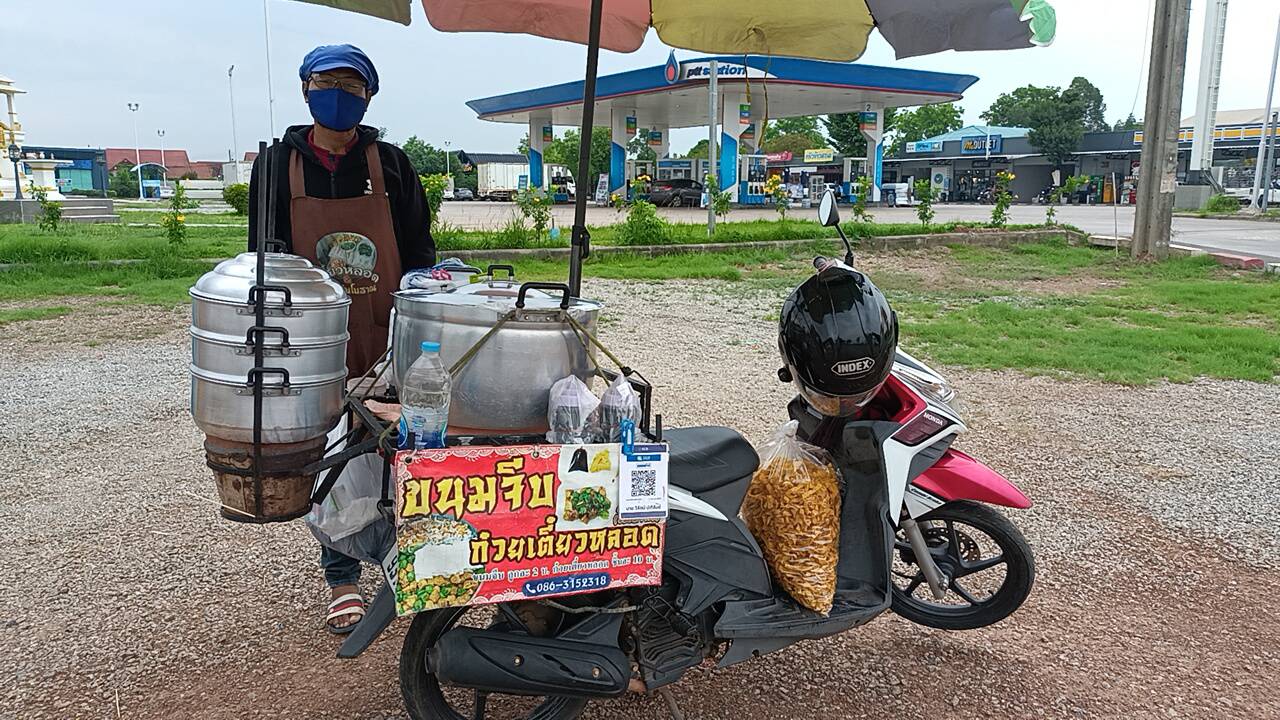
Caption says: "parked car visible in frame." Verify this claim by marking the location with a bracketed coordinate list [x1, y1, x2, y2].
[443, 188, 455, 201]
[648, 178, 704, 207]
[453, 187, 474, 201]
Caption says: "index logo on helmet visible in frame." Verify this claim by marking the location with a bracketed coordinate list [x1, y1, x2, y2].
[832, 357, 876, 377]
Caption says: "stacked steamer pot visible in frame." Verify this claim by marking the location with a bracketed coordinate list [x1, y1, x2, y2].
[189, 252, 350, 522]
[392, 276, 602, 435]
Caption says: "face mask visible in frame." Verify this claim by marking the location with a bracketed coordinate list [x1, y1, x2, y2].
[307, 87, 367, 131]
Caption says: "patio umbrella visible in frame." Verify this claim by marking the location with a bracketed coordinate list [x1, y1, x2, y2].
[289, 0, 1057, 292]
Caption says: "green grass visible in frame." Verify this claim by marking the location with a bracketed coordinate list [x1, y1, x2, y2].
[0, 306, 73, 325]
[1, 222, 1274, 385]
[118, 210, 249, 225]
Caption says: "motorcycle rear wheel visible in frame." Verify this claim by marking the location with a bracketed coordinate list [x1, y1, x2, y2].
[400, 604, 589, 720]
[890, 500, 1035, 630]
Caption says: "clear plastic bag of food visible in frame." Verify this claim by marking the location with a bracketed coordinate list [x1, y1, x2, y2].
[741, 420, 842, 614]
[592, 374, 641, 443]
[546, 375, 600, 444]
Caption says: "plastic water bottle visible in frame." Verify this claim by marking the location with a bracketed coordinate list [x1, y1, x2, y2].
[398, 341, 451, 450]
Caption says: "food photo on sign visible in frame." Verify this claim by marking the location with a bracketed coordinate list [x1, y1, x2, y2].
[389, 443, 665, 617]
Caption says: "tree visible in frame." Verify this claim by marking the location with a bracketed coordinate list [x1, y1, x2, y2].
[885, 103, 963, 156]
[763, 116, 825, 148]
[982, 85, 1085, 165]
[683, 139, 709, 160]
[1113, 113, 1143, 131]
[109, 163, 138, 198]
[401, 135, 444, 175]
[627, 132, 657, 162]
[543, 127, 612, 184]
[823, 108, 898, 157]
[1064, 77, 1108, 132]
[762, 133, 824, 156]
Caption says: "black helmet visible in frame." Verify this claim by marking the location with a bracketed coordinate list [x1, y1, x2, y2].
[778, 260, 898, 416]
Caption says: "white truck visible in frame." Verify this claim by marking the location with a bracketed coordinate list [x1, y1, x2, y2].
[461, 151, 574, 201]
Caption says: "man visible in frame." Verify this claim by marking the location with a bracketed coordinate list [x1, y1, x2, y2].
[248, 44, 434, 634]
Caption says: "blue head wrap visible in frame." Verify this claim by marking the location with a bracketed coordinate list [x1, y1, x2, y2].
[299, 44, 379, 96]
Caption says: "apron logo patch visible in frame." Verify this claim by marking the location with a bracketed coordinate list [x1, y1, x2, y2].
[317, 232, 381, 291]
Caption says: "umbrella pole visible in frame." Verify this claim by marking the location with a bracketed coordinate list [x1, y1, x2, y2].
[568, 0, 604, 297]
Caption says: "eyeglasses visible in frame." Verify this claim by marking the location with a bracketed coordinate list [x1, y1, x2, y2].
[309, 75, 367, 95]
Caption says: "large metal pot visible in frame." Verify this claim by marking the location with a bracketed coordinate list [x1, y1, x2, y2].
[392, 280, 602, 433]
[189, 252, 351, 445]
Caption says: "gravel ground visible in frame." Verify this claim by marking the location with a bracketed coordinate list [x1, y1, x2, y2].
[2, 270, 1278, 719]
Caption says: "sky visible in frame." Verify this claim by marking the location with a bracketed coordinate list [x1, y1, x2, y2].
[5, 0, 1280, 161]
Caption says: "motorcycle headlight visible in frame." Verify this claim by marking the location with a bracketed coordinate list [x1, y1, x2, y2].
[894, 363, 963, 418]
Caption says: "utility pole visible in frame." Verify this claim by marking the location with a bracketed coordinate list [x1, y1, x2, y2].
[707, 59, 718, 236]
[1263, 110, 1279, 210]
[156, 129, 167, 184]
[262, 0, 277, 137]
[228, 65, 240, 182]
[128, 102, 142, 200]
[1250, 14, 1280, 212]
[1132, 0, 1192, 260]
[1189, 0, 1228, 187]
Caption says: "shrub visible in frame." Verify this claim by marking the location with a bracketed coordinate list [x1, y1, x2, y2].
[1204, 193, 1240, 214]
[705, 173, 731, 222]
[222, 183, 249, 215]
[617, 200, 673, 245]
[912, 178, 934, 227]
[852, 176, 874, 223]
[764, 175, 789, 220]
[514, 187, 552, 239]
[162, 180, 196, 244]
[29, 184, 62, 233]
[420, 173, 450, 230]
[990, 170, 1015, 227]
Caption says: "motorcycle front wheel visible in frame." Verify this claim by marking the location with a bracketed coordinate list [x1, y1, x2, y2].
[400, 604, 588, 720]
[891, 500, 1035, 630]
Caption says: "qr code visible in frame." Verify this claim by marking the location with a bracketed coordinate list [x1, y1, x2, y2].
[629, 468, 657, 497]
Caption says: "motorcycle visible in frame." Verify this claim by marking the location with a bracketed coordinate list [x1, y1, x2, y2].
[341, 191, 1035, 719]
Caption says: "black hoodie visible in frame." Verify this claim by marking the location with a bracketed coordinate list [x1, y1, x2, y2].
[246, 124, 435, 271]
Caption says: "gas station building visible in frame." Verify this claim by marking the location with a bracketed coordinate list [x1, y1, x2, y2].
[467, 54, 977, 204]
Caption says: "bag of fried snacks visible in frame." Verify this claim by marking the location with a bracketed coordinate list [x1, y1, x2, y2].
[741, 420, 842, 614]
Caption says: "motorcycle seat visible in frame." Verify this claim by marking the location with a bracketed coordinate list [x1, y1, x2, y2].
[664, 426, 760, 494]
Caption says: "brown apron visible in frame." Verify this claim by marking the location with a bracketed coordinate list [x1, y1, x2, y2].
[288, 145, 402, 379]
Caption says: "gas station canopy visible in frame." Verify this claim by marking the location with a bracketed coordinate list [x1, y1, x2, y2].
[469, 53, 978, 204]
[468, 54, 977, 127]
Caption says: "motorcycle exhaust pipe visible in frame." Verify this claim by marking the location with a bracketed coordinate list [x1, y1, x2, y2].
[429, 626, 630, 699]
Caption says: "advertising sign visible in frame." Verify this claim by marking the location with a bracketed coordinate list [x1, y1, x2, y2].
[542, 125, 554, 143]
[391, 444, 666, 616]
[907, 140, 943, 153]
[766, 151, 793, 162]
[648, 130, 663, 147]
[626, 116, 637, 135]
[740, 103, 751, 125]
[803, 148, 836, 163]
[858, 111, 878, 131]
[740, 123, 755, 141]
[961, 135, 1002, 155]
[679, 61, 777, 81]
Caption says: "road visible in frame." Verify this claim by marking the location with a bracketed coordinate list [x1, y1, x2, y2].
[437, 201, 1280, 261]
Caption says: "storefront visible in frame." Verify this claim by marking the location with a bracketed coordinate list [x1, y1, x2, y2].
[22, 146, 108, 195]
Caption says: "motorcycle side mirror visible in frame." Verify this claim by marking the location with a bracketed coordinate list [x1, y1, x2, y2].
[817, 190, 840, 227]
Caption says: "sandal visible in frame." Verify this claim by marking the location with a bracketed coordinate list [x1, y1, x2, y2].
[326, 592, 366, 635]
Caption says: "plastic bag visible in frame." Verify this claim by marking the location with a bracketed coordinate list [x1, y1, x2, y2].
[546, 375, 600, 444]
[305, 414, 385, 542]
[592, 374, 641, 443]
[741, 420, 842, 614]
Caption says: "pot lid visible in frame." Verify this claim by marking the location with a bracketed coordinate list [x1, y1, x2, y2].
[426, 281, 602, 314]
[190, 252, 350, 306]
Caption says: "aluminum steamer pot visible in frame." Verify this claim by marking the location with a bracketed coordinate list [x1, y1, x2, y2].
[189, 252, 350, 444]
[392, 280, 601, 433]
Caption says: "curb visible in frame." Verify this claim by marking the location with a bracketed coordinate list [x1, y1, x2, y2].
[1208, 252, 1267, 270]
[442, 228, 1088, 262]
